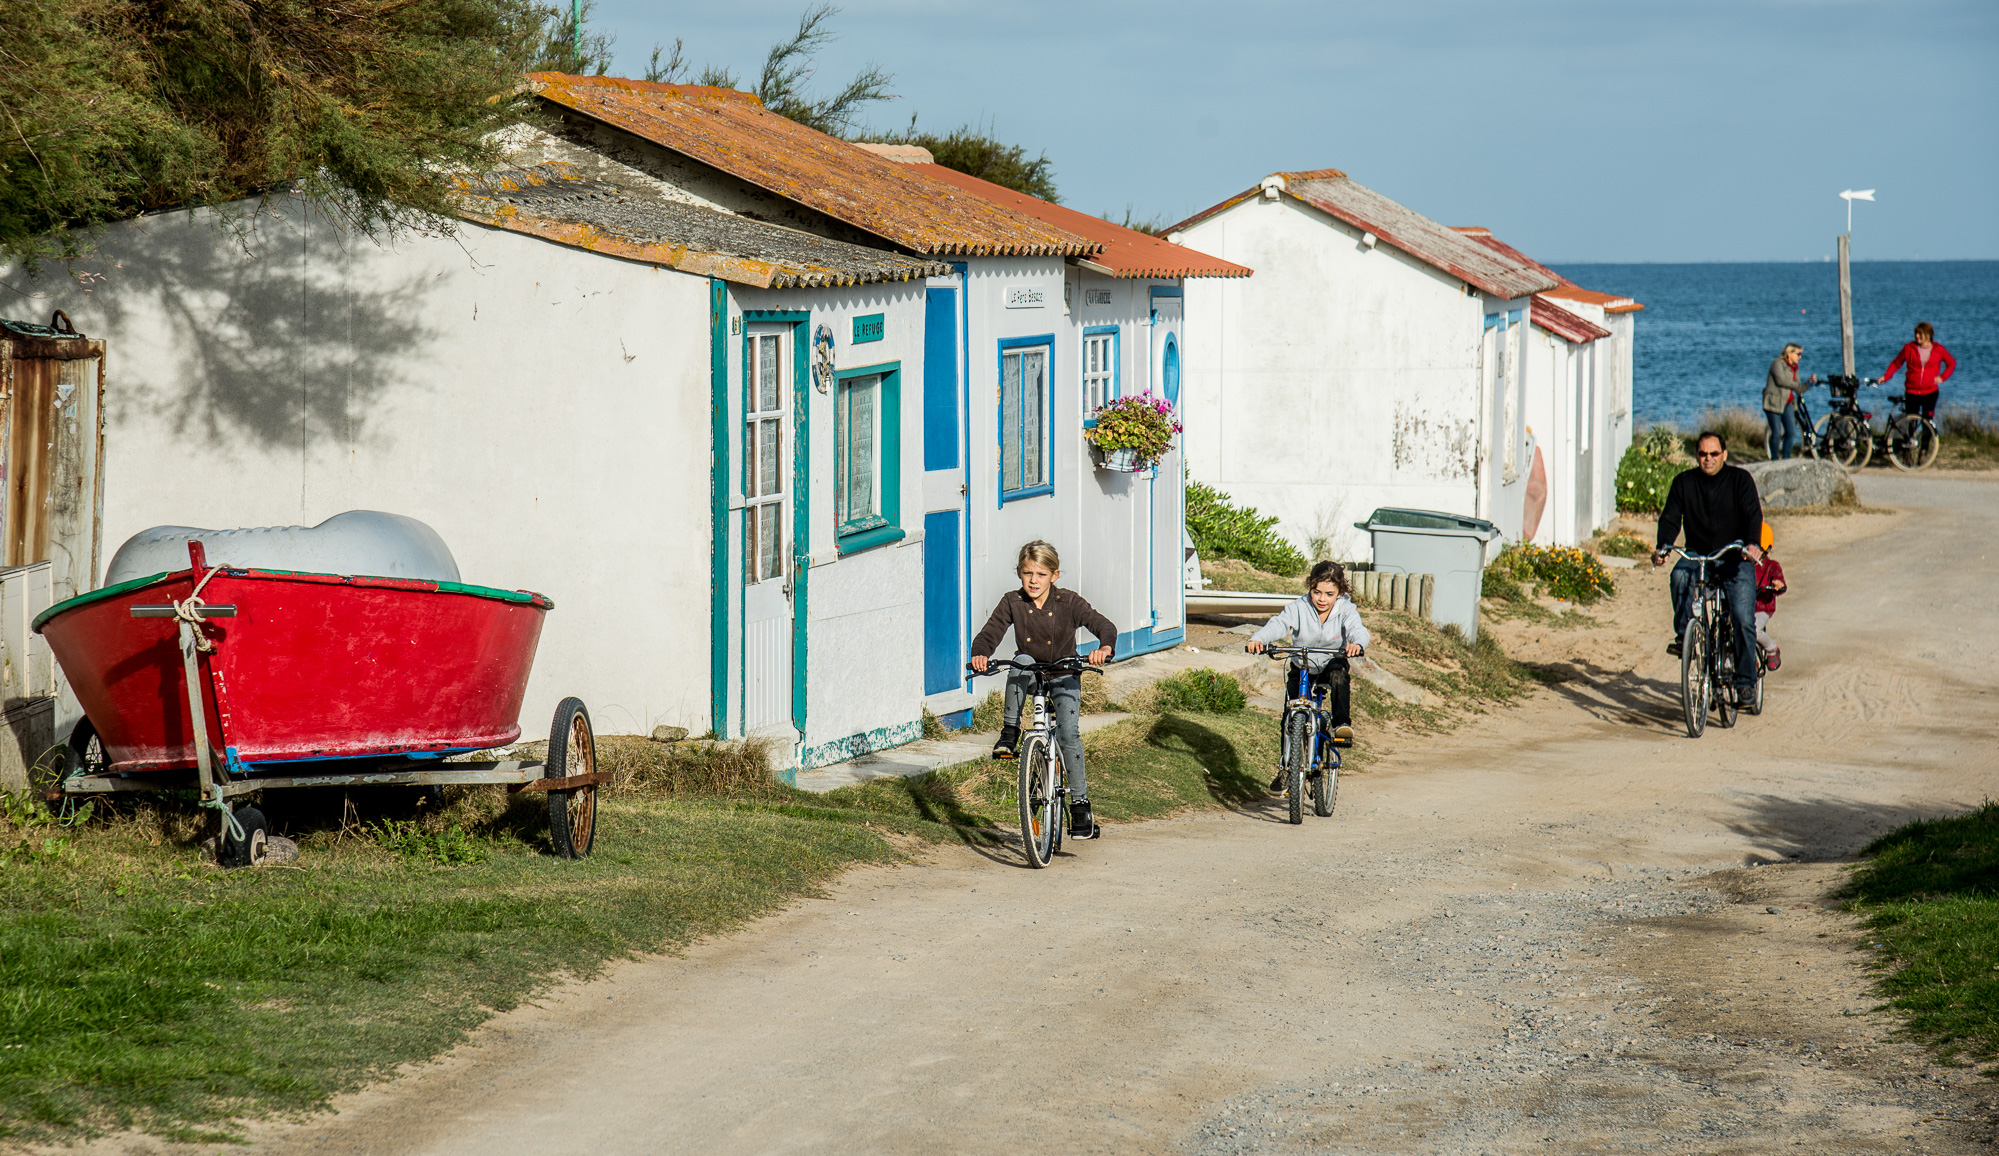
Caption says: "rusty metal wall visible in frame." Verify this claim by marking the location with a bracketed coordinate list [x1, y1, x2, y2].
[1, 335, 105, 600]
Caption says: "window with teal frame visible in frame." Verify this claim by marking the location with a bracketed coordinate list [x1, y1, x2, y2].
[999, 335, 1054, 502]
[835, 362, 904, 553]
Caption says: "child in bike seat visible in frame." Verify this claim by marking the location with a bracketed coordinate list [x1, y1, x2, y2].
[968, 540, 1116, 838]
[1246, 560, 1370, 791]
[1747, 522, 1786, 671]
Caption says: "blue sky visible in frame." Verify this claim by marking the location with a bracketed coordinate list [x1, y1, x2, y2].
[588, 1, 1997, 263]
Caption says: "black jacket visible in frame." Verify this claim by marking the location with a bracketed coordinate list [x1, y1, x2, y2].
[1656, 465, 1762, 556]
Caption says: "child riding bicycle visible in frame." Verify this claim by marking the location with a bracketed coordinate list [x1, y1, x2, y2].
[1246, 560, 1370, 792]
[1747, 521, 1785, 671]
[969, 541, 1116, 839]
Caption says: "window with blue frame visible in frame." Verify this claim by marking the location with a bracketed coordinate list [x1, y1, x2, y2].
[999, 338, 1052, 499]
[835, 362, 903, 552]
[1082, 327, 1119, 418]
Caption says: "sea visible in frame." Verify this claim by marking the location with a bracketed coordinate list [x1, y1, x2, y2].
[1549, 261, 1999, 429]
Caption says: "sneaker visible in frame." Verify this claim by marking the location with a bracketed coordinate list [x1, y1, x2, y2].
[991, 725, 1020, 760]
[1766, 648, 1782, 672]
[1069, 800, 1099, 839]
[1331, 725, 1355, 748]
[1666, 638, 1682, 657]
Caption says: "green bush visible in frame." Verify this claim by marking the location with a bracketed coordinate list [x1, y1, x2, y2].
[1595, 529, 1652, 558]
[1186, 480, 1307, 575]
[1151, 668, 1247, 713]
[1640, 424, 1680, 459]
[1616, 444, 1679, 513]
[1490, 544, 1616, 604]
[1481, 565, 1527, 602]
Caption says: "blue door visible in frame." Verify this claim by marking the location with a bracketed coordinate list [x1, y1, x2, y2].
[921, 288, 962, 694]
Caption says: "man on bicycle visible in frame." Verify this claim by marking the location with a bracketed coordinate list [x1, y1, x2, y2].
[1653, 431, 1762, 700]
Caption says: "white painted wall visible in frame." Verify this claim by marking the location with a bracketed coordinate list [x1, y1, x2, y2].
[5, 195, 715, 740]
[1177, 195, 1489, 562]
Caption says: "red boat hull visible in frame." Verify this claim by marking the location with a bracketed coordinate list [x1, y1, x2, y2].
[37, 567, 550, 772]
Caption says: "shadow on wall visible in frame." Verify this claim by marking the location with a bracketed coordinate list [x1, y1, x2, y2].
[13, 195, 440, 455]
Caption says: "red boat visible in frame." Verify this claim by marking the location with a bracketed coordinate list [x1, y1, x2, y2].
[36, 540, 603, 862]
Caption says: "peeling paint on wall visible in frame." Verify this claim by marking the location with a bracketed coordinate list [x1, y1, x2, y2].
[1391, 404, 1477, 481]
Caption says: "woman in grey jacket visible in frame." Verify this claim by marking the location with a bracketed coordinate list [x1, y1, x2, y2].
[1247, 560, 1370, 790]
[1762, 344, 1818, 460]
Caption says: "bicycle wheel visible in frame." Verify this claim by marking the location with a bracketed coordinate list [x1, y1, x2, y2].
[1897, 417, 1940, 469]
[1284, 711, 1308, 825]
[1886, 415, 1936, 472]
[1680, 618, 1709, 738]
[1312, 740, 1338, 818]
[1826, 414, 1871, 469]
[1713, 623, 1738, 730]
[1746, 667, 1765, 716]
[1018, 737, 1056, 868]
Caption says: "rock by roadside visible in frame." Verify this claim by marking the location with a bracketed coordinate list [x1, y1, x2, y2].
[1741, 458, 1857, 509]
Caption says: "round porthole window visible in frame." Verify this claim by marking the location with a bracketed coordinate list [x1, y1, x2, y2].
[1162, 335, 1181, 405]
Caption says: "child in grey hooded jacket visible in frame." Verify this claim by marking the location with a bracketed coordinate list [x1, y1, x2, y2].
[1247, 561, 1370, 788]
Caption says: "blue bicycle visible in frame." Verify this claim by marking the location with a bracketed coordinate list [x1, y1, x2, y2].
[1261, 645, 1355, 824]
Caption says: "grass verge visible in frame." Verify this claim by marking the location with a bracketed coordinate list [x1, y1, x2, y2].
[1936, 406, 1999, 470]
[0, 739, 994, 1143]
[1842, 801, 1999, 1070]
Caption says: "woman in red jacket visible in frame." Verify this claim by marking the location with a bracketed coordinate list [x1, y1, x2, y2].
[1879, 322, 1956, 418]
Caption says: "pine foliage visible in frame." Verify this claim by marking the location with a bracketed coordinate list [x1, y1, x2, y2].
[0, 0, 549, 266]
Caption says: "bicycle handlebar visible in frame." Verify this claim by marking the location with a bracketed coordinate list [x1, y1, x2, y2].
[966, 656, 1103, 675]
[1660, 541, 1746, 564]
[1258, 644, 1364, 658]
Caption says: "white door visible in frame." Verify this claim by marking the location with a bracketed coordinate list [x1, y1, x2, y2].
[742, 327, 794, 739]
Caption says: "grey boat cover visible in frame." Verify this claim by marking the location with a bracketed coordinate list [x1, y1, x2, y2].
[105, 511, 460, 585]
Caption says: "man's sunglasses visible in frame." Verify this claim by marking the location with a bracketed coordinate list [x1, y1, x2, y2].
[1697, 450, 1725, 459]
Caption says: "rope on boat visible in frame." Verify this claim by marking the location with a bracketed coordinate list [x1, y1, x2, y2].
[174, 566, 226, 651]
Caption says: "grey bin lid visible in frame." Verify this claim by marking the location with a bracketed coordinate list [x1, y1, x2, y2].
[1355, 507, 1500, 540]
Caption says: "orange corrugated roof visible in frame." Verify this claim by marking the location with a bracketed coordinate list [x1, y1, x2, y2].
[526, 73, 1099, 259]
[1167, 171, 1556, 299]
[908, 164, 1250, 280]
[1531, 296, 1612, 344]
[1455, 227, 1644, 314]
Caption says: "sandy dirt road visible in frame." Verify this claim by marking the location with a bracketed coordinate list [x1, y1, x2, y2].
[139, 475, 1999, 1155]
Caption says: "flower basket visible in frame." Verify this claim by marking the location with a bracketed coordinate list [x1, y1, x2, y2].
[1091, 445, 1147, 473]
[1086, 391, 1181, 473]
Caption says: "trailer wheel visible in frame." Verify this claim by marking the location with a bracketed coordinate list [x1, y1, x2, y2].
[69, 717, 107, 775]
[545, 698, 598, 859]
[221, 805, 269, 868]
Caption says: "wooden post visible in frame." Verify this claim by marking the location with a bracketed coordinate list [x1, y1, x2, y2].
[1390, 573, 1406, 611]
[1838, 234, 1855, 378]
[1419, 574, 1435, 621]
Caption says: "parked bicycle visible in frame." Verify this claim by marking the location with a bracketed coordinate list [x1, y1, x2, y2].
[1670, 543, 1759, 736]
[1259, 645, 1354, 824]
[1880, 389, 1942, 472]
[1802, 375, 1873, 468]
[969, 656, 1101, 867]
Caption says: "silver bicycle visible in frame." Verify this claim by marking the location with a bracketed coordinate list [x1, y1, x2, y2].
[972, 656, 1099, 868]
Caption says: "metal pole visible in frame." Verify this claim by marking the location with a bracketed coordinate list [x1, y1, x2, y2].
[178, 619, 218, 804]
[1838, 234, 1855, 378]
